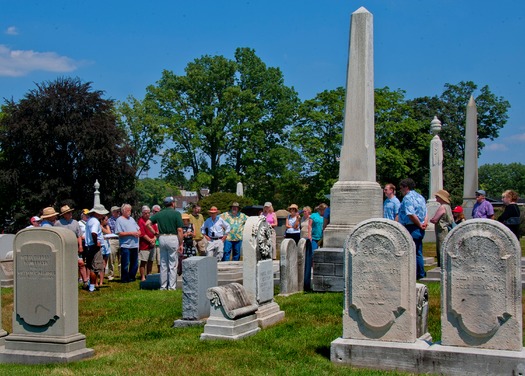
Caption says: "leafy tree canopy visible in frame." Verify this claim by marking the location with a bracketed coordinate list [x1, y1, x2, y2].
[135, 178, 180, 210]
[0, 77, 136, 231]
[197, 192, 254, 218]
[145, 47, 300, 201]
[479, 163, 525, 199]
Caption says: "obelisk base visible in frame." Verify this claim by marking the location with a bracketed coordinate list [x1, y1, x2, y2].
[462, 198, 476, 220]
[323, 181, 382, 248]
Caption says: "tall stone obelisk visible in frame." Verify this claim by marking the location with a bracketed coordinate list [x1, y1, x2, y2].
[323, 7, 382, 248]
[462, 96, 478, 219]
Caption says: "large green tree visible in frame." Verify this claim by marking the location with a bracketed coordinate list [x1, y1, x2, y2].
[145, 47, 300, 201]
[0, 77, 136, 231]
[290, 87, 344, 204]
[479, 163, 525, 198]
[116, 96, 166, 178]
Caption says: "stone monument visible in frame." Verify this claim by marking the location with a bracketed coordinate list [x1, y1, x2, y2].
[441, 219, 522, 350]
[242, 216, 284, 328]
[173, 256, 217, 328]
[462, 96, 478, 219]
[236, 182, 243, 197]
[322, 7, 382, 249]
[424, 116, 443, 243]
[332, 218, 525, 375]
[332, 218, 430, 369]
[200, 283, 260, 341]
[279, 238, 306, 296]
[0, 227, 94, 364]
[93, 179, 101, 206]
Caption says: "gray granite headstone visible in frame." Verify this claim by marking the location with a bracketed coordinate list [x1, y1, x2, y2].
[0, 227, 94, 364]
[173, 256, 217, 327]
[256, 259, 274, 304]
[0, 234, 15, 260]
[279, 238, 306, 296]
[441, 219, 522, 351]
[343, 218, 416, 342]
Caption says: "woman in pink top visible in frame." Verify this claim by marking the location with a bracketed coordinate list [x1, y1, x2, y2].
[262, 202, 278, 259]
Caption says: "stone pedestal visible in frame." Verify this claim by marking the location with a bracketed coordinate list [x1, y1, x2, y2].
[0, 228, 94, 364]
[173, 256, 217, 328]
[323, 181, 382, 248]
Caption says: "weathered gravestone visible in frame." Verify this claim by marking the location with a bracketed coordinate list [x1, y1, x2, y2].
[421, 219, 525, 375]
[279, 238, 306, 296]
[0, 234, 15, 288]
[333, 219, 525, 375]
[242, 216, 284, 328]
[331, 219, 431, 370]
[441, 219, 522, 350]
[0, 282, 7, 346]
[173, 256, 217, 328]
[0, 227, 94, 364]
[200, 283, 260, 341]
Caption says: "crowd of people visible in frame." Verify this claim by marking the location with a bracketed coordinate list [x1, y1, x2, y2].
[383, 179, 522, 279]
[24, 184, 520, 288]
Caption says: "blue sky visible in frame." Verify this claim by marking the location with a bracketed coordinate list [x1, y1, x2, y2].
[1, 0, 524, 175]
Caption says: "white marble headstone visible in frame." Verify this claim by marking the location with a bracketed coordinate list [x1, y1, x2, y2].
[441, 219, 522, 351]
[343, 218, 416, 342]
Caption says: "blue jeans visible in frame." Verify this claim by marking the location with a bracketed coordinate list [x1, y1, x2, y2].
[404, 225, 426, 279]
[223, 240, 242, 261]
[311, 239, 320, 251]
[121, 247, 138, 282]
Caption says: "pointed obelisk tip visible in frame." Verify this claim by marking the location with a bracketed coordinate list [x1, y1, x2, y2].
[353, 6, 371, 14]
[468, 95, 476, 107]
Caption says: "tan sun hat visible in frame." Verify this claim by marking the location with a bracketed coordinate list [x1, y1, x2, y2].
[434, 189, 451, 204]
[208, 206, 219, 214]
[288, 204, 299, 211]
[40, 207, 59, 219]
[181, 213, 190, 220]
[59, 205, 74, 216]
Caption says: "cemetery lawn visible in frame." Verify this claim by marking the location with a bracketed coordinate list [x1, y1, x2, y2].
[0, 239, 523, 376]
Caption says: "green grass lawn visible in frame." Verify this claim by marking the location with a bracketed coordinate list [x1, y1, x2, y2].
[0, 238, 523, 375]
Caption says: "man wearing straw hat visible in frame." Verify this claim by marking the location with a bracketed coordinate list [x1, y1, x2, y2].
[55, 204, 88, 286]
[40, 206, 59, 227]
[221, 202, 247, 261]
[429, 190, 454, 267]
[201, 206, 230, 262]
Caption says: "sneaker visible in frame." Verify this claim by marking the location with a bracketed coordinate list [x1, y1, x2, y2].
[89, 284, 95, 292]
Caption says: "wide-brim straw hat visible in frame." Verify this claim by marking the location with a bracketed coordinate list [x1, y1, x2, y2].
[59, 205, 74, 216]
[88, 204, 109, 215]
[40, 207, 59, 219]
[231, 202, 240, 208]
[208, 206, 219, 214]
[288, 204, 299, 211]
[434, 189, 451, 204]
[181, 213, 190, 220]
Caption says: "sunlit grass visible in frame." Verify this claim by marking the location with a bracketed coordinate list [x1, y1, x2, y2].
[0, 238, 523, 375]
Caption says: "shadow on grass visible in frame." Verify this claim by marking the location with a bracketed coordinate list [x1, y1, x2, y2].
[315, 345, 331, 360]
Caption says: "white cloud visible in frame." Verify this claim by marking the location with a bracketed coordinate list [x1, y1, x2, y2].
[5, 26, 18, 35]
[511, 133, 525, 142]
[0, 45, 79, 77]
[485, 143, 508, 152]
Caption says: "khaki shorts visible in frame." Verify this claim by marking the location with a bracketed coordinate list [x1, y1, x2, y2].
[139, 248, 155, 262]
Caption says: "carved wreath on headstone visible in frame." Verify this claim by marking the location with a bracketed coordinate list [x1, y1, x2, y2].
[252, 215, 272, 260]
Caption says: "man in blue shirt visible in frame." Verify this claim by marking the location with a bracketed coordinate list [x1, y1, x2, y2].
[398, 178, 428, 280]
[201, 206, 230, 262]
[383, 183, 401, 221]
